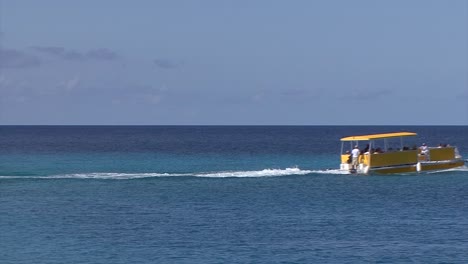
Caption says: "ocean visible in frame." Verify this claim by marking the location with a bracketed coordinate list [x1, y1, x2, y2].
[1, 126, 467, 263]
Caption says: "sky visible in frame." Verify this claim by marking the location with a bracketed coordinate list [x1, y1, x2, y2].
[0, 0, 467, 125]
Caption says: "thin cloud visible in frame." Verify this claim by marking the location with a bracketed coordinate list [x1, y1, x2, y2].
[457, 89, 468, 101]
[122, 84, 167, 105]
[86, 48, 119, 60]
[338, 88, 394, 100]
[57, 76, 81, 92]
[357, 89, 393, 100]
[0, 48, 41, 68]
[31, 46, 120, 61]
[31, 46, 85, 60]
[153, 59, 179, 69]
[280, 89, 309, 96]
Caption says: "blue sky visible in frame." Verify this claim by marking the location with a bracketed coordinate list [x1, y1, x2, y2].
[0, 0, 467, 125]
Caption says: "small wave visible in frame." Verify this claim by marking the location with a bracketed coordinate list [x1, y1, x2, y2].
[426, 165, 468, 174]
[0, 167, 315, 180]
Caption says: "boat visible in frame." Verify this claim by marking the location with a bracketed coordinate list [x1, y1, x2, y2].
[339, 132, 465, 174]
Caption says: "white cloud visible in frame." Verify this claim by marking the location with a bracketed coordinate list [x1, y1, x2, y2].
[146, 94, 162, 105]
[58, 76, 81, 92]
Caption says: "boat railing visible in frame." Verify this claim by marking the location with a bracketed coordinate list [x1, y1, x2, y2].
[340, 148, 421, 166]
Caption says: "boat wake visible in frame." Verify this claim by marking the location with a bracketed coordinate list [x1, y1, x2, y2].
[308, 169, 351, 175]
[1, 165, 464, 180]
[425, 165, 468, 174]
[194, 168, 313, 178]
[0, 167, 328, 180]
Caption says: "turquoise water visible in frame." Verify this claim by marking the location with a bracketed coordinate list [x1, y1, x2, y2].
[1, 126, 467, 263]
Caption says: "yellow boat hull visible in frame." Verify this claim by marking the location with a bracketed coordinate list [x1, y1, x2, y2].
[369, 160, 465, 174]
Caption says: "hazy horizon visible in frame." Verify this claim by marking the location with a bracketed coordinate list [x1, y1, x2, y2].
[1, 0, 467, 125]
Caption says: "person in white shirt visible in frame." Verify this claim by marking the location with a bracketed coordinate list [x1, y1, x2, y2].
[351, 145, 360, 170]
[420, 143, 428, 155]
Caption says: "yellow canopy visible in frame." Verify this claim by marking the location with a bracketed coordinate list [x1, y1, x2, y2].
[340, 132, 417, 141]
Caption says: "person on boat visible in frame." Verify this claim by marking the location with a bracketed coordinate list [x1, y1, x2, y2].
[420, 143, 428, 155]
[374, 147, 383, 154]
[351, 145, 360, 170]
[345, 150, 352, 164]
[361, 144, 369, 154]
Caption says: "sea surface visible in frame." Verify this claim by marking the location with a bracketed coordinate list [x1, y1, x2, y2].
[1, 126, 467, 263]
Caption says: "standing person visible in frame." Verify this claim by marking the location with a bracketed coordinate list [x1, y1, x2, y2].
[351, 145, 360, 170]
[420, 143, 428, 155]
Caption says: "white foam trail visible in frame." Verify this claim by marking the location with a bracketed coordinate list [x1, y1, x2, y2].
[50, 172, 190, 179]
[0, 172, 189, 180]
[0, 167, 315, 180]
[308, 169, 351, 175]
[193, 167, 313, 178]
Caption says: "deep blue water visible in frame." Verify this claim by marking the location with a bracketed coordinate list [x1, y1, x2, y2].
[1, 126, 467, 263]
